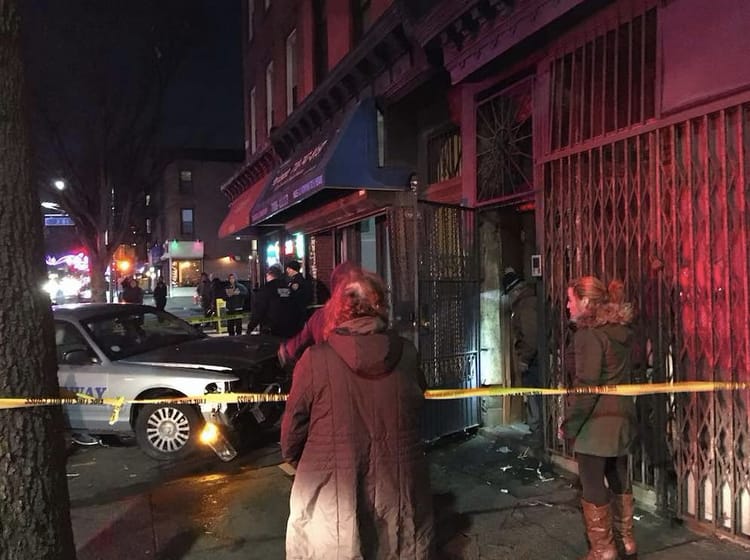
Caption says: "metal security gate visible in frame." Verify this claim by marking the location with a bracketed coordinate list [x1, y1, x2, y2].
[542, 102, 750, 540]
[388, 201, 481, 440]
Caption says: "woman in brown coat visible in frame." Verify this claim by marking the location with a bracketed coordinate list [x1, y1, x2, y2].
[281, 272, 434, 560]
[562, 276, 637, 560]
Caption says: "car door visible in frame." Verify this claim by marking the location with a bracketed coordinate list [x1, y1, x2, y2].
[54, 319, 111, 432]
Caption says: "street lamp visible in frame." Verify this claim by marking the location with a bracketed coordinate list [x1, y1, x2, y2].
[53, 179, 66, 191]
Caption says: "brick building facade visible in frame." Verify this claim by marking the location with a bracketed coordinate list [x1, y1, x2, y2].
[215, 0, 750, 541]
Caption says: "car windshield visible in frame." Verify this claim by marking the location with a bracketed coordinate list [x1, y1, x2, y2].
[83, 309, 204, 360]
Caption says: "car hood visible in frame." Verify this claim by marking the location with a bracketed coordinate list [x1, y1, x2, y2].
[119, 334, 280, 371]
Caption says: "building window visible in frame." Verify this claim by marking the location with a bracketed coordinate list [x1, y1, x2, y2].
[247, 0, 255, 42]
[180, 208, 194, 237]
[313, 0, 328, 86]
[249, 87, 257, 152]
[145, 193, 151, 206]
[285, 30, 298, 116]
[264, 0, 270, 11]
[265, 61, 274, 134]
[146, 218, 151, 234]
[476, 82, 533, 202]
[178, 170, 193, 193]
[351, 0, 371, 45]
[427, 126, 462, 184]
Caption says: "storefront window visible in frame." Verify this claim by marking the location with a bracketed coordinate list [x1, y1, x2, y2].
[266, 240, 280, 267]
[171, 259, 202, 287]
[336, 215, 389, 281]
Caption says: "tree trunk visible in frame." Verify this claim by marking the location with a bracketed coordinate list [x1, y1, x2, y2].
[0, 3, 77, 559]
[88, 250, 109, 303]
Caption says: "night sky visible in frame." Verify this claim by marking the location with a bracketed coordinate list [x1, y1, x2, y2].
[160, 0, 244, 150]
[25, 0, 244, 257]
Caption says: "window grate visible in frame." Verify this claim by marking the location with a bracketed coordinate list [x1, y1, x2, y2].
[549, 8, 657, 151]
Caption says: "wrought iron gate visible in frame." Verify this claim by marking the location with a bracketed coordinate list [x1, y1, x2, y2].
[389, 201, 481, 440]
[542, 102, 750, 539]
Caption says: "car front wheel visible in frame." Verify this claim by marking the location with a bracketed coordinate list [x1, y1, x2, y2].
[134, 403, 201, 460]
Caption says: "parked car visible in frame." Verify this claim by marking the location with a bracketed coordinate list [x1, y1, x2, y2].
[53, 303, 285, 460]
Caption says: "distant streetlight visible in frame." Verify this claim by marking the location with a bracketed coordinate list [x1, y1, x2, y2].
[53, 179, 66, 191]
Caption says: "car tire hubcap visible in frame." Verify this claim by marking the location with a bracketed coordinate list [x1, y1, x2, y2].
[145, 407, 190, 453]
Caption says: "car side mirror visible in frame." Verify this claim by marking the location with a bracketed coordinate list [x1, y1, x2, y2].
[62, 350, 98, 366]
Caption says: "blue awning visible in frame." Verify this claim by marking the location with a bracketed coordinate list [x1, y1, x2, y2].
[251, 98, 411, 224]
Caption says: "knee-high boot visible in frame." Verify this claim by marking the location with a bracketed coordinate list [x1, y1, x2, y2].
[611, 493, 637, 557]
[580, 499, 618, 560]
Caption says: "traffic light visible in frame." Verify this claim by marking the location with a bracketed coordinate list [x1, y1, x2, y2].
[117, 260, 131, 272]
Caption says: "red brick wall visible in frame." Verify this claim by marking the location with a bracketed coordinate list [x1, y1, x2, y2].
[242, 0, 398, 161]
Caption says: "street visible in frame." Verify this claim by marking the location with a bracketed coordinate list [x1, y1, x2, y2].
[68, 432, 290, 559]
[66, 429, 750, 560]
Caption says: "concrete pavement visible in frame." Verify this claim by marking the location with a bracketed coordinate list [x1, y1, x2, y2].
[67, 432, 750, 559]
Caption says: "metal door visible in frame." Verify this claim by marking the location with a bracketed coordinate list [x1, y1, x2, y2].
[389, 201, 481, 440]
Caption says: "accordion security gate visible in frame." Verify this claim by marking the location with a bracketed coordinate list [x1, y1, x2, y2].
[543, 102, 750, 539]
[389, 202, 481, 441]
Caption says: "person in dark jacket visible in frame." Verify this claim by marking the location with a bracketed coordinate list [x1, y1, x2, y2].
[277, 260, 362, 367]
[281, 272, 434, 559]
[561, 276, 637, 560]
[286, 260, 312, 322]
[121, 278, 143, 304]
[246, 264, 301, 338]
[502, 268, 542, 452]
[210, 275, 224, 315]
[196, 273, 213, 316]
[153, 278, 167, 311]
[224, 273, 248, 336]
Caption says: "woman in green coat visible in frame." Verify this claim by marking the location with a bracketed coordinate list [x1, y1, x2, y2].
[562, 276, 637, 560]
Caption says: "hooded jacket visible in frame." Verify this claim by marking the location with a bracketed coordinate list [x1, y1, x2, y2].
[562, 311, 636, 457]
[281, 316, 434, 560]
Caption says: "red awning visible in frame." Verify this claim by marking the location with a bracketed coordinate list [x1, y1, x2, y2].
[218, 177, 266, 238]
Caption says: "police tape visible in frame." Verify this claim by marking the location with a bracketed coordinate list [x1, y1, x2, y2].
[2, 381, 749, 423]
[184, 312, 251, 325]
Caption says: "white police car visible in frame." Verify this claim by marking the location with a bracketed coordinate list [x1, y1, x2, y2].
[53, 304, 284, 460]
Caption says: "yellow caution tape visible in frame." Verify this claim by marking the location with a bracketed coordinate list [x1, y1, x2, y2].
[2, 381, 749, 424]
[423, 381, 750, 400]
[109, 396, 125, 425]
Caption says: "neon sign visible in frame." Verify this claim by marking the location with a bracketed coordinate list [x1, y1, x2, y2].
[45, 252, 89, 272]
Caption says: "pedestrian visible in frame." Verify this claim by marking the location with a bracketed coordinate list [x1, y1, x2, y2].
[281, 272, 434, 559]
[210, 274, 224, 316]
[277, 260, 362, 367]
[121, 278, 144, 304]
[286, 259, 312, 323]
[153, 278, 167, 311]
[246, 264, 301, 338]
[561, 276, 637, 560]
[501, 268, 542, 453]
[197, 272, 212, 316]
[224, 273, 248, 336]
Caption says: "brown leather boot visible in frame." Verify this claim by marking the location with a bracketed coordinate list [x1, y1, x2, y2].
[611, 493, 638, 557]
[580, 500, 618, 560]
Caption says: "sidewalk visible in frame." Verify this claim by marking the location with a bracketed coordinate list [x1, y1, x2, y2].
[430, 430, 748, 559]
[69, 432, 750, 559]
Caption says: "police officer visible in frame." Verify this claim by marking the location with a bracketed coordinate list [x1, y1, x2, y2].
[247, 264, 302, 338]
[285, 260, 312, 321]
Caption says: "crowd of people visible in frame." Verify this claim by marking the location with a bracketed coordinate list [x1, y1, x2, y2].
[114, 259, 637, 559]
[266, 263, 637, 560]
[193, 260, 312, 337]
